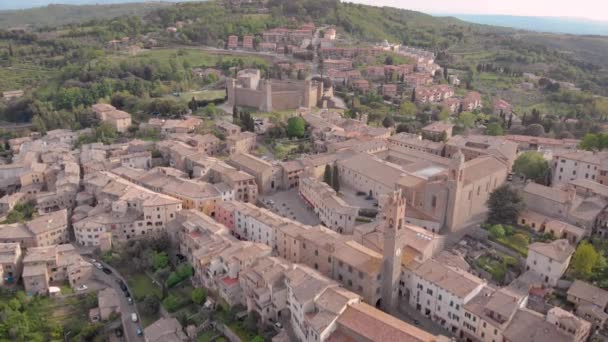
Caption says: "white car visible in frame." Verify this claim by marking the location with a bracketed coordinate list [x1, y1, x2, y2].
[274, 322, 283, 330]
[76, 284, 88, 291]
[131, 313, 138, 322]
[93, 262, 103, 269]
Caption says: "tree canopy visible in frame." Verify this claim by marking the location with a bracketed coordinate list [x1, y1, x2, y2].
[287, 116, 306, 138]
[513, 151, 549, 184]
[570, 241, 600, 280]
[487, 185, 525, 225]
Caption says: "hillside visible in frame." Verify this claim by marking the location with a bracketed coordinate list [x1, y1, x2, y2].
[0, 2, 174, 29]
[452, 14, 608, 36]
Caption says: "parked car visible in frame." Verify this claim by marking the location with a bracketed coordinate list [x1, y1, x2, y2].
[115, 328, 123, 337]
[102, 267, 112, 275]
[136, 328, 143, 336]
[274, 322, 283, 330]
[131, 313, 138, 322]
[76, 284, 88, 291]
[507, 173, 513, 181]
[117, 279, 127, 291]
[93, 262, 103, 270]
[128, 297, 133, 305]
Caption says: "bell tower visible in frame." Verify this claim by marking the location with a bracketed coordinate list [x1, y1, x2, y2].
[446, 149, 466, 232]
[380, 189, 407, 313]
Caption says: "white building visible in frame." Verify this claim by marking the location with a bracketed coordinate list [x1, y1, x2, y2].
[526, 239, 574, 286]
[552, 151, 605, 187]
[404, 258, 486, 335]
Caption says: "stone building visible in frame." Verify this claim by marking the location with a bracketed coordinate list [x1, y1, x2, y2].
[227, 69, 323, 112]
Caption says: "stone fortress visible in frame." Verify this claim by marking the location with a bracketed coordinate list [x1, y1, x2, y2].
[226, 69, 324, 112]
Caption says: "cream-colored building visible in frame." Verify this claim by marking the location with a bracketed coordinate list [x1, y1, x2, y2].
[228, 153, 282, 194]
[92, 103, 132, 133]
[0, 242, 23, 285]
[22, 244, 92, 295]
[526, 239, 574, 286]
[299, 177, 358, 234]
[226, 131, 256, 155]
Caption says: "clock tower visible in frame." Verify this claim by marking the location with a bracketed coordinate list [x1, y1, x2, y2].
[380, 189, 407, 313]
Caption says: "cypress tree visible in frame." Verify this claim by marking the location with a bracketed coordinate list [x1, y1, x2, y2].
[323, 165, 332, 186]
[332, 166, 340, 192]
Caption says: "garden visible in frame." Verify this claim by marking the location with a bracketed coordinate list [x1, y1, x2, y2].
[474, 252, 519, 284]
[484, 223, 531, 257]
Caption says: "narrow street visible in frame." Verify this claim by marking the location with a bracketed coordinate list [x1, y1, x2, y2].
[92, 261, 144, 342]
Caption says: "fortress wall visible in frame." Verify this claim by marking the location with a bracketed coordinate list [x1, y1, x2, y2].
[235, 88, 265, 109]
[271, 91, 305, 110]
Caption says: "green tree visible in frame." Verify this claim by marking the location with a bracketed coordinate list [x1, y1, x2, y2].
[382, 116, 394, 128]
[399, 101, 417, 117]
[485, 122, 504, 136]
[487, 185, 525, 225]
[191, 288, 206, 304]
[251, 336, 265, 342]
[438, 107, 450, 121]
[488, 224, 505, 239]
[332, 165, 340, 192]
[458, 111, 476, 128]
[287, 116, 306, 138]
[323, 165, 332, 186]
[571, 241, 600, 279]
[141, 295, 160, 316]
[523, 123, 545, 137]
[579, 133, 600, 151]
[153, 252, 169, 270]
[513, 151, 550, 184]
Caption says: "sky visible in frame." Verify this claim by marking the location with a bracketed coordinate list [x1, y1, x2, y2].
[347, 0, 608, 21]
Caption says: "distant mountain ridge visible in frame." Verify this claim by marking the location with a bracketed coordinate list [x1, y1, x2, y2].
[447, 14, 608, 36]
[0, 0, 196, 11]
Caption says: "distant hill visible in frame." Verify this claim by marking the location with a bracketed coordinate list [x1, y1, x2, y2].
[450, 14, 608, 36]
[0, 0, 200, 11]
[0, 2, 176, 29]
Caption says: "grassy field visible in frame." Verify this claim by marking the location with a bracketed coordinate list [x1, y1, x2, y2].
[0, 64, 58, 93]
[172, 89, 226, 102]
[110, 48, 269, 70]
[127, 273, 162, 301]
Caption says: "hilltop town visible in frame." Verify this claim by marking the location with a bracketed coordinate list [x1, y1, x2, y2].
[2, 0, 608, 342]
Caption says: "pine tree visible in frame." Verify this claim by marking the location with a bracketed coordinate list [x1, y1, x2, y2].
[508, 113, 513, 129]
[411, 88, 416, 102]
[332, 166, 340, 192]
[323, 165, 332, 186]
[189, 97, 198, 112]
[444, 66, 448, 80]
[522, 112, 527, 126]
[233, 105, 238, 123]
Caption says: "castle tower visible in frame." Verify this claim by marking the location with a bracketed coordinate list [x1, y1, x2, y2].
[445, 150, 466, 232]
[380, 189, 407, 313]
[261, 79, 273, 112]
[227, 78, 237, 106]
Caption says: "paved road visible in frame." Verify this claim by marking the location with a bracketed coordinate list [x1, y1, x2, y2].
[92, 260, 144, 342]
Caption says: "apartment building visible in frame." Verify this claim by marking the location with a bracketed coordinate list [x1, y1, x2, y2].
[78, 171, 182, 242]
[0, 242, 23, 285]
[567, 280, 608, 331]
[228, 153, 282, 194]
[22, 244, 92, 295]
[526, 239, 574, 286]
[0, 209, 69, 248]
[240, 257, 291, 322]
[461, 287, 525, 342]
[188, 155, 258, 203]
[404, 258, 486, 335]
[226, 131, 256, 155]
[299, 177, 358, 234]
[92, 103, 132, 133]
[552, 150, 605, 186]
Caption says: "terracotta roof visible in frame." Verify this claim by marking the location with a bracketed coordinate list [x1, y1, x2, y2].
[333, 302, 437, 342]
